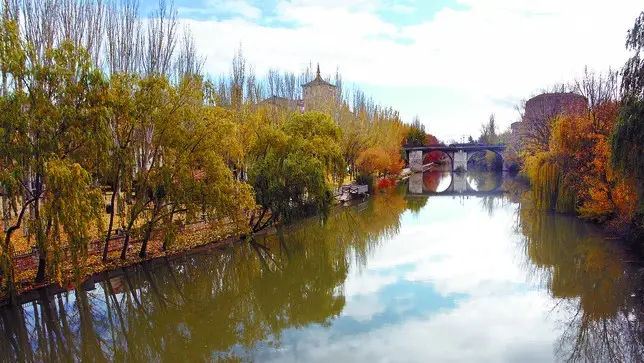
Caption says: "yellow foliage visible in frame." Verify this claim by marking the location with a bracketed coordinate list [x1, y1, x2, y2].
[523, 101, 638, 224]
[356, 147, 403, 177]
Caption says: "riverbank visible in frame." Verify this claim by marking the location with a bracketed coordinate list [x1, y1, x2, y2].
[1, 187, 376, 305]
[1, 221, 241, 306]
[3, 173, 642, 362]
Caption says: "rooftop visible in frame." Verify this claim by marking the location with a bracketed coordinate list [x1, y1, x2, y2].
[302, 64, 336, 88]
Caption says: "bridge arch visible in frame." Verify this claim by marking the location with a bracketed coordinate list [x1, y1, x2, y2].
[423, 150, 453, 167]
[465, 173, 504, 193]
[466, 149, 504, 170]
[406, 171, 505, 196]
[403, 144, 507, 173]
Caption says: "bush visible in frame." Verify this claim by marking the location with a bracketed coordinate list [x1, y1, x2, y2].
[376, 177, 397, 192]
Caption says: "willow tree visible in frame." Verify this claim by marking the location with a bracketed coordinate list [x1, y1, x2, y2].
[613, 11, 644, 213]
[44, 159, 104, 283]
[102, 73, 139, 261]
[112, 74, 255, 259]
[0, 24, 111, 286]
[249, 112, 345, 231]
[0, 16, 28, 295]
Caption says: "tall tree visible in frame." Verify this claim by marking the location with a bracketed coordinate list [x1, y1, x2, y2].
[613, 11, 644, 213]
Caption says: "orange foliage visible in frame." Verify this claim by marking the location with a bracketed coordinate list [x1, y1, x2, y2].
[376, 177, 397, 191]
[423, 134, 443, 163]
[547, 101, 638, 224]
[423, 171, 441, 192]
[356, 147, 404, 176]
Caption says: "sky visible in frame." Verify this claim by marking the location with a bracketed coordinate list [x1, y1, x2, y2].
[142, 0, 642, 142]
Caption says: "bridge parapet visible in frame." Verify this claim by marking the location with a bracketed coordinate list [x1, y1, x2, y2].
[403, 144, 506, 172]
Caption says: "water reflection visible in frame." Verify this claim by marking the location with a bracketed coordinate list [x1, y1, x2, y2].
[0, 175, 642, 362]
[519, 203, 644, 362]
[407, 171, 504, 196]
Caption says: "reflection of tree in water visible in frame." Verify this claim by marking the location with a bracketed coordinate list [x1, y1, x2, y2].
[423, 171, 443, 192]
[0, 191, 411, 362]
[470, 173, 509, 217]
[500, 177, 525, 204]
[518, 201, 644, 362]
[467, 172, 503, 192]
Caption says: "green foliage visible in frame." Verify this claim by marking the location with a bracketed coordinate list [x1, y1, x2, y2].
[612, 101, 644, 211]
[406, 127, 426, 146]
[478, 114, 498, 144]
[44, 159, 104, 282]
[524, 152, 576, 213]
[249, 112, 344, 225]
[613, 12, 644, 212]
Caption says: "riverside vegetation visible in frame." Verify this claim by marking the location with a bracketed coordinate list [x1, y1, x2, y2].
[2, 0, 644, 306]
[514, 12, 644, 243]
[0, 0, 436, 302]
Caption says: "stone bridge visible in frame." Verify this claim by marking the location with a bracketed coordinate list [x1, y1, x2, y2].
[407, 172, 504, 197]
[403, 144, 507, 172]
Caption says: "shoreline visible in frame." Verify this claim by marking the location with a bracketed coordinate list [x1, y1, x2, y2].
[0, 191, 374, 307]
[0, 233, 242, 308]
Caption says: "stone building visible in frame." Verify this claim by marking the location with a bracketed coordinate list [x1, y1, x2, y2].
[504, 92, 588, 170]
[524, 92, 588, 125]
[512, 92, 588, 152]
[301, 64, 338, 113]
[260, 64, 338, 114]
[260, 95, 305, 113]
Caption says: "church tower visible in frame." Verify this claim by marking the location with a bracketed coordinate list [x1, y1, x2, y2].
[301, 64, 337, 113]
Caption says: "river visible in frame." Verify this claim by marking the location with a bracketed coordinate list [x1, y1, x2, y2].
[1, 171, 643, 362]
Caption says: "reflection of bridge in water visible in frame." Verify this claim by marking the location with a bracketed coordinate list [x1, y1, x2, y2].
[406, 171, 505, 197]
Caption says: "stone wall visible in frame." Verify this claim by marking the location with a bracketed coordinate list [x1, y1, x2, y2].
[303, 84, 337, 113]
[409, 151, 424, 172]
[518, 92, 588, 152]
[454, 150, 467, 171]
[524, 93, 588, 123]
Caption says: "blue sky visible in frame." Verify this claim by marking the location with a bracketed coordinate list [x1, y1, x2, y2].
[143, 0, 641, 141]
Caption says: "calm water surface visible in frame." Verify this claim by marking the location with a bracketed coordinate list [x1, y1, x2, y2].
[1, 172, 643, 363]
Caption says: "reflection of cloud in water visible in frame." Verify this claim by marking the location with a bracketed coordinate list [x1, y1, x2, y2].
[2, 182, 640, 363]
[266, 292, 562, 363]
[262, 197, 564, 362]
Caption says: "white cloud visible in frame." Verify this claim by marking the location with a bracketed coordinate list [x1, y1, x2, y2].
[226, 0, 262, 19]
[179, 0, 643, 139]
[202, 0, 262, 19]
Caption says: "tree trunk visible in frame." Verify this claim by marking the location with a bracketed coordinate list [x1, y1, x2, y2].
[1, 69, 7, 233]
[102, 172, 120, 261]
[139, 202, 161, 258]
[35, 250, 46, 283]
[3, 198, 36, 297]
[139, 221, 153, 259]
[119, 232, 130, 260]
[2, 192, 8, 233]
[34, 173, 47, 284]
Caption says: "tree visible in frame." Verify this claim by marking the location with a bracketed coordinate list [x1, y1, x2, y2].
[423, 133, 442, 163]
[406, 126, 425, 147]
[249, 112, 344, 231]
[0, 32, 112, 285]
[44, 159, 104, 283]
[479, 114, 497, 144]
[612, 11, 644, 213]
[356, 148, 391, 176]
